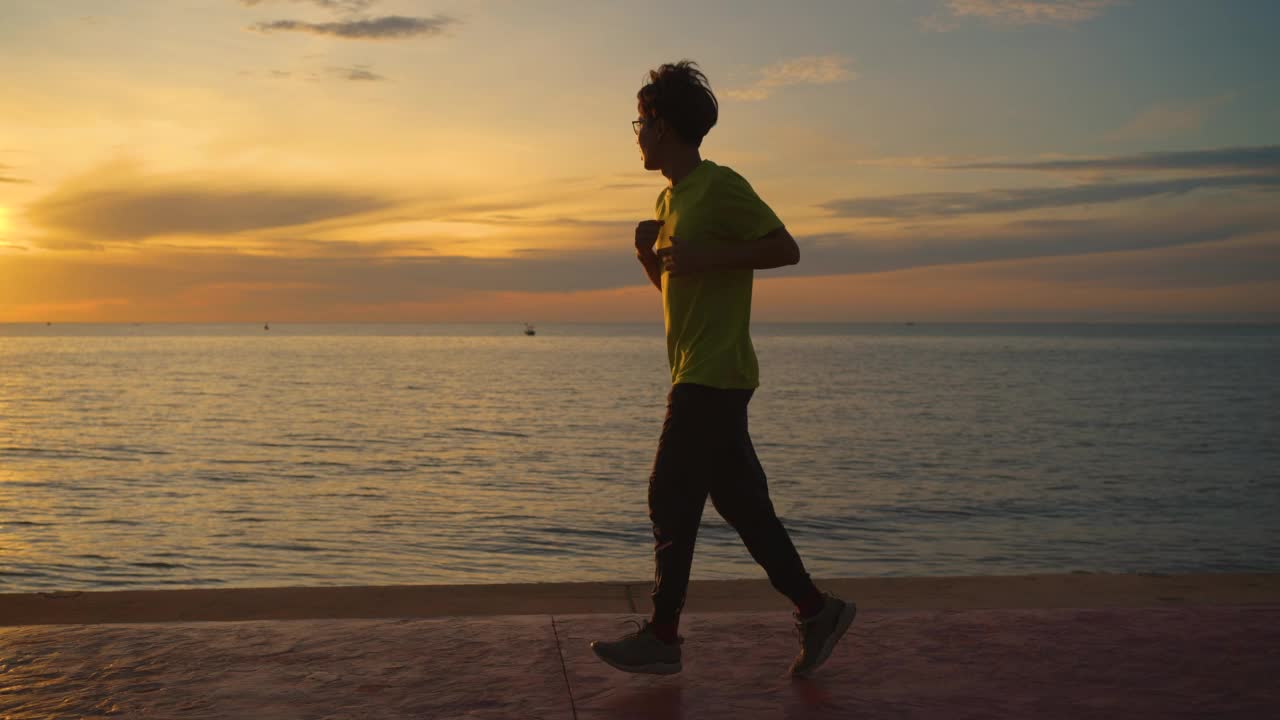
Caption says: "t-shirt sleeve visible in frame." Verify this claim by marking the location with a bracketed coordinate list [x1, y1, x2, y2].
[716, 168, 783, 243]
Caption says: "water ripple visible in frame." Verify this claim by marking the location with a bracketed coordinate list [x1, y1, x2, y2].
[1, 323, 1275, 592]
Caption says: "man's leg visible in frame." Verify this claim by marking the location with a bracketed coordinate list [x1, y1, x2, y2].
[590, 384, 710, 675]
[648, 383, 716, 636]
[707, 389, 858, 676]
[707, 389, 823, 614]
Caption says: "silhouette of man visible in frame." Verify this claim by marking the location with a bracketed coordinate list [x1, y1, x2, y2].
[590, 60, 856, 677]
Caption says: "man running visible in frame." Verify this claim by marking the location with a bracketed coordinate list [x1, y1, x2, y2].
[590, 60, 856, 678]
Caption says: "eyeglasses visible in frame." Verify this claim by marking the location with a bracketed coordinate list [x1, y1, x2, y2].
[632, 119, 645, 135]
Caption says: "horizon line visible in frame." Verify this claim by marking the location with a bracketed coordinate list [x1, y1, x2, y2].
[4, 320, 1278, 326]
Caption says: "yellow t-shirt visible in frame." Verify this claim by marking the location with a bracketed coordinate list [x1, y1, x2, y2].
[654, 160, 783, 389]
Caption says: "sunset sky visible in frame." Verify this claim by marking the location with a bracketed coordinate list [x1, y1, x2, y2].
[2, 0, 1277, 323]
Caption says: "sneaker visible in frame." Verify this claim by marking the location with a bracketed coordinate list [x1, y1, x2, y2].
[590, 620, 683, 675]
[789, 594, 857, 677]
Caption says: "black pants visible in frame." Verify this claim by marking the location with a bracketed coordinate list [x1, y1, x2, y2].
[648, 383, 818, 624]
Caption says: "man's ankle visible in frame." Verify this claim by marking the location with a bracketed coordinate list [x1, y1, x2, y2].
[647, 619, 680, 644]
[796, 589, 826, 619]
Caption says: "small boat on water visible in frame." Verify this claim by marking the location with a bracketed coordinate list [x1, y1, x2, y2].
[523, 323, 536, 336]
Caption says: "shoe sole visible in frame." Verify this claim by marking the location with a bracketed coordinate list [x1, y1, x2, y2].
[791, 600, 857, 678]
[590, 644, 682, 675]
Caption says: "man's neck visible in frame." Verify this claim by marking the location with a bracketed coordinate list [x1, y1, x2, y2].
[662, 149, 704, 187]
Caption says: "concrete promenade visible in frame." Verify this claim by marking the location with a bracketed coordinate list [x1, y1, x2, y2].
[2, 573, 1278, 718]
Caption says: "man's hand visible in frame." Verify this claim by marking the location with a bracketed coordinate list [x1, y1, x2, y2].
[635, 220, 664, 254]
[655, 237, 716, 276]
[634, 220, 665, 291]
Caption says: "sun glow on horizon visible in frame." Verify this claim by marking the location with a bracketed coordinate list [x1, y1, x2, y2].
[0, 2, 1275, 322]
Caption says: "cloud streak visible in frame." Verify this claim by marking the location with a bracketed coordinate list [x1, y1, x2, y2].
[27, 184, 394, 242]
[925, 0, 1125, 29]
[9, 208, 1276, 323]
[790, 208, 1279, 279]
[821, 174, 1280, 218]
[250, 14, 455, 40]
[946, 145, 1280, 174]
[250, 64, 387, 81]
[328, 64, 384, 81]
[725, 55, 854, 101]
[239, 0, 376, 10]
[1105, 94, 1233, 142]
[1, 163, 29, 183]
[974, 234, 1280, 290]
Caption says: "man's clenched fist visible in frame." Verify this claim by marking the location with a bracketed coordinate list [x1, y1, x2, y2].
[635, 220, 664, 253]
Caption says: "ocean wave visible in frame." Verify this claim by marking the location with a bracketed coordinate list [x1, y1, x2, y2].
[450, 427, 531, 438]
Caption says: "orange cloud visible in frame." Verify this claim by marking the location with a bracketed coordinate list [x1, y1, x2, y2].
[1105, 94, 1235, 142]
[926, 0, 1125, 29]
[725, 55, 855, 102]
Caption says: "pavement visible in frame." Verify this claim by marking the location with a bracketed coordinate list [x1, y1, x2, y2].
[1, 573, 1278, 719]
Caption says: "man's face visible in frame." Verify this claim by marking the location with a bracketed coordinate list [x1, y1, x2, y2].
[636, 115, 663, 171]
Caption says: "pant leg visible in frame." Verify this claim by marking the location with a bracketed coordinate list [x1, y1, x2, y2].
[707, 389, 820, 607]
[648, 384, 715, 625]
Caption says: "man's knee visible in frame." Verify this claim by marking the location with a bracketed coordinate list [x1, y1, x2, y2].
[711, 491, 776, 529]
[650, 503, 700, 539]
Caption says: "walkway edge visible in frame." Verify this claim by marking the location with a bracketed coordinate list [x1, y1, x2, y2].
[2, 573, 1277, 627]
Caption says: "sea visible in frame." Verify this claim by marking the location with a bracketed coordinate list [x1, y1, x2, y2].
[1, 322, 1277, 594]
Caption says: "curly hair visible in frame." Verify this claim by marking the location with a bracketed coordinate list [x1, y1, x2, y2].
[637, 60, 719, 148]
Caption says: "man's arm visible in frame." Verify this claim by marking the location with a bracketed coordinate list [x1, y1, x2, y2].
[633, 219, 665, 291]
[637, 247, 664, 291]
[718, 226, 800, 270]
[656, 226, 800, 276]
